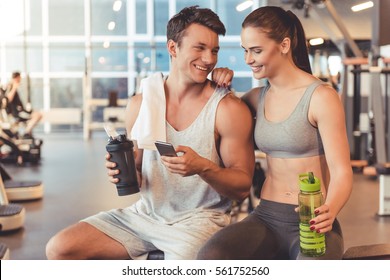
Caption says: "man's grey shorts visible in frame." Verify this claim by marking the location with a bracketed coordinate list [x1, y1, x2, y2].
[82, 205, 230, 260]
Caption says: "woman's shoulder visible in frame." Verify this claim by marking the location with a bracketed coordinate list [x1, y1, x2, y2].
[312, 80, 340, 101]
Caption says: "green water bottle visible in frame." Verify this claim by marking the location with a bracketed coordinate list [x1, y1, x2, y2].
[298, 172, 326, 257]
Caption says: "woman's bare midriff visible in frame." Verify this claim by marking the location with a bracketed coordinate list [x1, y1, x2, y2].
[260, 154, 329, 205]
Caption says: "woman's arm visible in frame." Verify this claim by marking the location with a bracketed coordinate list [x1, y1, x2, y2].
[310, 84, 353, 233]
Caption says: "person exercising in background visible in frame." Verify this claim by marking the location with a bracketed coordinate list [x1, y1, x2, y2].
[5, 72, 42, 139]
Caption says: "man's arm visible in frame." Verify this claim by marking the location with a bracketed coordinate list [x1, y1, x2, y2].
[200, 93, 255, 201]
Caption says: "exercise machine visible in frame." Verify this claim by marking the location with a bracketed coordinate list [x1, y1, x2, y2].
[0, 172, 25, 232]
[0, 242, 10, 260]
[0, 164, 43, 201]
[0, 92, 42, 165]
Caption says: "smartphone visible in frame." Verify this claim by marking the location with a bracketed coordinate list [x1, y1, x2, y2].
[155, 141, 178, 157]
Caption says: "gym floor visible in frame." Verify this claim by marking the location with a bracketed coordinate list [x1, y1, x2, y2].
[1, 132, 390, 260]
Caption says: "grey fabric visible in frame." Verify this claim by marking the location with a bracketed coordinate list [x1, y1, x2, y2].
[254, 81, 325, 158]
[138, 86, 231, 223]
[83, 207, 229, 259]
[198, 199, 344, 260]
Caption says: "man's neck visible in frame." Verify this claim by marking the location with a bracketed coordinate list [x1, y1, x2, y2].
[164, 75, 211, 103]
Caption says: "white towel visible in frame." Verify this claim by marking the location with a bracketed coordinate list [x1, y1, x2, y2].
[131, 72, 166, 150]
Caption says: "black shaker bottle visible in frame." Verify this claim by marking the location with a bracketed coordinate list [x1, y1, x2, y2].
[106, 134, 139, 196]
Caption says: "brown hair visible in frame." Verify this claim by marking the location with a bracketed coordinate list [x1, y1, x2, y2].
[167, 5, 226, 47]
[12, 72, 21, 79]
[242, 6, 312, 74]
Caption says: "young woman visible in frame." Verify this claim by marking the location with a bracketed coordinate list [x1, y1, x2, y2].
[198, 6, 352, 260]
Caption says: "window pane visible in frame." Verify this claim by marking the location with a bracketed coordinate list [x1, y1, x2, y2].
[134, 43, 152, 74]
[50, 78, 83, 108]
[176, 0, 210, 12]
[5, 43, 23, 73]
[155, 42, 169, 72]
[136, 0, 147, 34]
[91, 77, 128, 122]
[216, 0, 246, 35]
[91, 0, 127, 36]
[27, 0, 42, 36]
[217, 42, 247, 71]
[49, 0, 84, 35]
[49, 43, 85, 72]
[92, 42, 128, 72]
[154, 0, 169, 36]
[92, 78, 128, 99]
[5, 43, 43, 72]
[30, 78, 44, 110]
[231, 77, 252, 93]
[28, 44, 44, 72]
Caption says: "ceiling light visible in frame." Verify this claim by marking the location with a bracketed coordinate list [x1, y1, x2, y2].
[236, 0, 253, 12]
[103, 41, 110, 48]
[98, 57, 106, 64]
[351, 1, 374, 12]
[309, 38, 324, 46]
[108, 21, 116, 31]
[113, 0, 122, 12]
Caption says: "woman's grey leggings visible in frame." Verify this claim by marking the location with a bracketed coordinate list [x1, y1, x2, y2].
[197, 199, 344, 260]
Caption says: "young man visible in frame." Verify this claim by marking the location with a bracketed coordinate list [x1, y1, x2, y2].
[46, 6, 254, 260]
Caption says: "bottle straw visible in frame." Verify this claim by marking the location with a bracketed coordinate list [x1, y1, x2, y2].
[308, 172, 315, 219]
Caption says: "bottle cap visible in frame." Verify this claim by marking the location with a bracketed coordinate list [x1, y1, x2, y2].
[106, 138, 133, 152]
[299, 172, 320, 192]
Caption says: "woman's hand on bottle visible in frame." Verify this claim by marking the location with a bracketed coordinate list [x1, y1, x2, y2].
[309, 204, 335, 234]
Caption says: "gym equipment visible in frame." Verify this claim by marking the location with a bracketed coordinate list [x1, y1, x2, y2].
[0, 133, 42, 165]
[0, 242, 10, 260]
[342, 58, 390, 167]
[147, 250, 164, 260]
[343, 243, 390, 260]
[0, 92, 42, 165]
[374, 164, 390, 216]
[0, 172, 25, 231]
[378, 175, 390, 216]
[342, 57, 369, 162]
[0, 164, 43, 201]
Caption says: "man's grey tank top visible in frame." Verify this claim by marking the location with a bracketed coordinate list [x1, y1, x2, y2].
[134, 87, 231, 224]
[255, 81, 325, 158]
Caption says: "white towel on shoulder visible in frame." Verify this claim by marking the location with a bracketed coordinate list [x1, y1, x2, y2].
[131, 72, 166, 150]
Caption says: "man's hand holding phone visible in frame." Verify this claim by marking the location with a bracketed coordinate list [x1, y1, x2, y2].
[155, 141, 178, 157]
[155, 141, 207, 177]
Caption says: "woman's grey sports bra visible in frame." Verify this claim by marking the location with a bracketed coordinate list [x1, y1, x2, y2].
[254, 81, 325, 158]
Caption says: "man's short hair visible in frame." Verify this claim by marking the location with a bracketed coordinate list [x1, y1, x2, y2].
[166, 6, 226, 47]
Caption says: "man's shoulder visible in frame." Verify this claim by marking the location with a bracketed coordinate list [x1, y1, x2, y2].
[215, 92, 252, 127]
[215, 91, 253, 136]
[219, 91, 248, 111]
